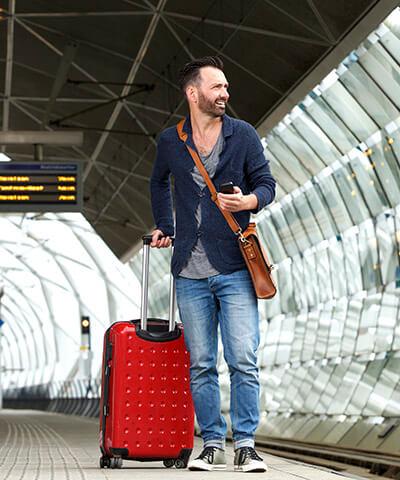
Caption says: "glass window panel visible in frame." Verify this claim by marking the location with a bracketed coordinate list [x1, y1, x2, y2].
[262, 317, 282, 367]
[303, 364, 328, 412]
[339, 62, 398, 127]
[325, 359, 352, 414]
[291, 312, 307, 363]
[356, 293, 381, 355]
[317, 175, 353, 231]
[267, 136, 310, 184]
[275, 315, 295, 365]
[293, 191, 324, 245]
[384, 136, 400, 185]
[276, 259, 297, 314]
[358, 42, 400, 109]
[304, 185, 337, 238]
[315, 303, 334, 358]
[328, 238, 348, 299]
[275, 184, 286, 200]
[297, 366, 316, 412]
[270, 207, 299, 256]
[333, 297, 349, 357]
[278, 125, 326, 174]
[332, 164, 370, 224]
[322, 82, 378, 140]
[292, 255, 308, 311]
[258, 212, 287, 263]
[376, 286, 398, 353]
[266, 149, 299, 192]
[301, 309, 321, 362]
[369, 140, 400, 207]
[284, 366, 309, 412]
[387, 130, 400, 172]
[342, 229, 363, 296]
[281, 199, 311, 251]
[330, 360, 365, 414]
[303, 250, 320, 307]
[315, 245, 333, 303]
[342, 294, 363, 357]
[376, 212, 397, 285]
[358, 220, 382, 290]
[306, 97, 358, 154]
[275, 369, 296, 412]
[291, 112, 341, 165]
[380, 27, 400, 64]
[261, 366, 284, 411]
[360, 359, 388, 416]
[382, 358, 400, 416]
[345, 359, 376, 415]
[314, 365, 336, 414]
[327, 299, 345, 358]
[348, 150, 389, 215]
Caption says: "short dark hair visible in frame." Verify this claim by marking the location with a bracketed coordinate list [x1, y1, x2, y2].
[178, 56, 224, 93]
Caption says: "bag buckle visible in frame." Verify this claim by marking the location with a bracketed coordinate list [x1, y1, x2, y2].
[237, 228, 250, 244]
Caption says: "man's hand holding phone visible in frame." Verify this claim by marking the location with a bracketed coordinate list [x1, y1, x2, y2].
[150, 229, 172, 248]
[217, 182, 258, 212]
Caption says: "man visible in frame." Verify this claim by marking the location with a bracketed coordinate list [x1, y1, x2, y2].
[150, 56, 275, 473]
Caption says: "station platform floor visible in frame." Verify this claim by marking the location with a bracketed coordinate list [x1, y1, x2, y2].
[0, 409, 366, 480]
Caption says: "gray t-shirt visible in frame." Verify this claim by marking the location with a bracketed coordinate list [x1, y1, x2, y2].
[179, 132, 224, 279]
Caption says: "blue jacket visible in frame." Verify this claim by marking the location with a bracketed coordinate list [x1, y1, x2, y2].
[150, 114, 276, 277]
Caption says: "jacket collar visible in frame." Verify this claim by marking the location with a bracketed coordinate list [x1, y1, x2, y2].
[182, 114, 233, 139]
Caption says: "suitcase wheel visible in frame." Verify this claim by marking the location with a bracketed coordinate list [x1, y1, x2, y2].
[163, 459, 175, 468]
[110, 458, 123, 469]
[100, 456, 122, 469]
[175, 459, 187, 469]
[100, 456, 110, 468]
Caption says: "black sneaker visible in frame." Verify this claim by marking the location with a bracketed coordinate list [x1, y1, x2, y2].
[188, 446, 227, 471]
[234, 447, 268, 472]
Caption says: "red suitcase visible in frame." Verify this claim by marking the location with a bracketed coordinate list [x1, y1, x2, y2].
[99, 235, 194, 469]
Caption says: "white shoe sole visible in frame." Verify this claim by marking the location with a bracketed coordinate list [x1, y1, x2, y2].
[188, 462, 227, 471]
[234, 465, 268, 473]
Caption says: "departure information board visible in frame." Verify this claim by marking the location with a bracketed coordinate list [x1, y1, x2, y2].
[0, 162, 83, 212]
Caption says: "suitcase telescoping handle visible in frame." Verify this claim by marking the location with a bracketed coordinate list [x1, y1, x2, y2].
[141, 235, 176, 332]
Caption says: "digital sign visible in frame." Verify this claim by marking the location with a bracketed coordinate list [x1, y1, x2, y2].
[0, 162, 83, 212]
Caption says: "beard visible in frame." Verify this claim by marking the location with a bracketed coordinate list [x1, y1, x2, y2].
[197, 90, 226, 117]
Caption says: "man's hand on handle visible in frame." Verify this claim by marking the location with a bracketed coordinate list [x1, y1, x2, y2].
[150, 229, 172, 248]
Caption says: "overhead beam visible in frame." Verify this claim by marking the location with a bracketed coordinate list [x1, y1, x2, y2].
[0, 130, 83, 146]
[6, 95, 181, 117]
[83, 0, 167, 181]
[2, 0, 16, 152]
[306, 0, 336, 44]
[42, 41, 78, 127]
[260, 0, 330, 42]
[13, 10, 153, 18]
[163, 11, 331, 46]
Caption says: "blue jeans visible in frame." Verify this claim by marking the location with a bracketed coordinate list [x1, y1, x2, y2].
[176, 269, 260, 450]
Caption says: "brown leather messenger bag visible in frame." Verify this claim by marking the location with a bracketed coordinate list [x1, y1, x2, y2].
[176, 119, 277, 300]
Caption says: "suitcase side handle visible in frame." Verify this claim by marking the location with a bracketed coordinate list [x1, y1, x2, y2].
[140, 234, 176, 332]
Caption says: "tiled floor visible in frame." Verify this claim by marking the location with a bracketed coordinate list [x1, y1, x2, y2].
[0, 409, 362, 480]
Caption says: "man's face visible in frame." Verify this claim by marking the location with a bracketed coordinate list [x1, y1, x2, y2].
[194, 66, 230, 117]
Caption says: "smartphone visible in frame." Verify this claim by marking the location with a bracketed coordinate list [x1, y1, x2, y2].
[220, 182, 235, 194]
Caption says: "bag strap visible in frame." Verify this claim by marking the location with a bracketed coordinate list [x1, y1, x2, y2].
[176, 119, 242, 236]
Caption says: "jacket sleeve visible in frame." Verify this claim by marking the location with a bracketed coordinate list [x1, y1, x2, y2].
[150, 134, 175, 236]
[244, 125, 276, 214]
